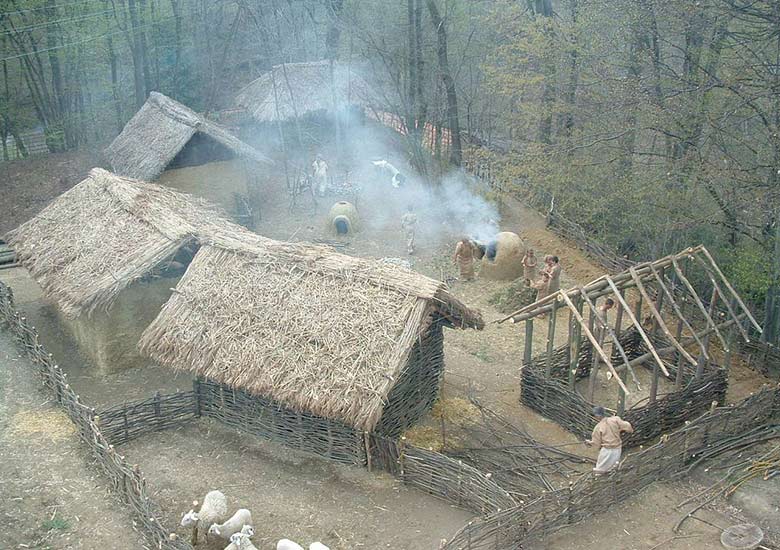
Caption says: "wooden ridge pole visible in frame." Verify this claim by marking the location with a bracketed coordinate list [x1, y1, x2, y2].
[629, 267, 697, 366]
[605, 276, 670, 377]
[558, 291, 630, 395]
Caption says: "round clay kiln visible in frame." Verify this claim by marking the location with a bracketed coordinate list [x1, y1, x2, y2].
[327, 201, 360, 235]
[479, 231, 526, 280]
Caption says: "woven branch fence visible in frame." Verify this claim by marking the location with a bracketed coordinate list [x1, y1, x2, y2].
[521, 328, 728, 445]
[0, 281, 193, 550]
[443, 385, 780, 549]
[739, 340, 780, 380]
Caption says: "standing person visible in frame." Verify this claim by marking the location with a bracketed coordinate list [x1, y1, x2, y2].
[453, 238, 476, 281]
[585, 406, 633, 474]
[596, 298, 616, 341]
[545, 255, 562, 294]
[400, 205, 418, 255]
[531, 271, 551, 303]
[312, 155, 329, 197]
[521, 248, 538, 286]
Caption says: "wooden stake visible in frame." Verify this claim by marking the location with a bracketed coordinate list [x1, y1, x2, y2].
[614, 291, 627, 414]
[524, 320, 533, 368]
[696, 287, 719, 377]
[545, 298, 558, 377]
[568, 296, 583, 389]
[692, 254, 750, 342]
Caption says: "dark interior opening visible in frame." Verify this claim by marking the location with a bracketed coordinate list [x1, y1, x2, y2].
[335, 218, 349, 235]
[486, 240, 498, 261]
[167, 132, 235, 169]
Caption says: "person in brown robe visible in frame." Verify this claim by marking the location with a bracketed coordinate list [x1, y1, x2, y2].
[531, 271, 551, 303]
[521, 248, 538, 286]
[545, 255, 562, 294]
[453, 238, 476, 281]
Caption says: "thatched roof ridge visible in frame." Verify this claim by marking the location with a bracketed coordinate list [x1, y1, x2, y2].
[5, 168, 243, 317]
[105, 92, 270, 181]
[234, 60, 374, 123]
[139, 242, 482, 431]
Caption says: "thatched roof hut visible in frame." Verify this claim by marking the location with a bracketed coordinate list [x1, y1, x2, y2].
[105, 92, 271, 181]
[233, 60, 374, 123]
[5, 168, 242, 318]
[139, 238, 483, 434]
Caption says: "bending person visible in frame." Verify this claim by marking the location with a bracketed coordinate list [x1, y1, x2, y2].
[585, 406, 633, 475]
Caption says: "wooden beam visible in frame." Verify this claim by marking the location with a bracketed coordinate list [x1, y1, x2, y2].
[651, 267, 666, 336]
[692, 254, 750, 342]
[545, 298, 559, 377]
[629, 267, 698, 366]
[558, 291, 630, 395]
[614, 291, 627, 414]
[568, 296, 583, 388]
[700, 246, 762, 333]
[649, 264, 708, 360]
[697, 288, 719, 377]
[523, 319, 533, 368]
[605, 277, 670, 377]
[501, 246, 705, 323]
[579, 287, 641, 389]
[671, 257, 728, 352]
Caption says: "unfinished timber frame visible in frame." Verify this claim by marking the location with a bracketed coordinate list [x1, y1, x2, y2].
[500, 245, 762, 444]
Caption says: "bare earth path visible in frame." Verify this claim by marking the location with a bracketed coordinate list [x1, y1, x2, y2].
[0, 331, 143, 550]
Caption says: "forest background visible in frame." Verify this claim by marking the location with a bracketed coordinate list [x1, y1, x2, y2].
[1, 0, 779, 342]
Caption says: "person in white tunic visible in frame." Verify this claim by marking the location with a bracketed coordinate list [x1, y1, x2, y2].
[312, 155, 329, 197]
[585, 406, 633, 474]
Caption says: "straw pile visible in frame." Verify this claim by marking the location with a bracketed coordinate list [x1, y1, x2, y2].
[234, 60, 374, 123]
[139, 242, 484, 431]
[105, 92, 270, 181]
[5, 168, 242, 318]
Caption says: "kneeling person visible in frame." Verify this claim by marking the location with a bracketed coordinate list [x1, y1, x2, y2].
[585, 406, 633, 474]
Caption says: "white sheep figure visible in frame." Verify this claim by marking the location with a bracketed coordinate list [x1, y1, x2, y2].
[309, 544, 330, 550]
[208, 508, 252, 540]
[276, 539, 304, 550]
[180, 490, 228, 546]
[223, 526, 256, 550]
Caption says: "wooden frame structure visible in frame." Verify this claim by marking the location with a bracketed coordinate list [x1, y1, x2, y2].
[500, 245, 761, 414]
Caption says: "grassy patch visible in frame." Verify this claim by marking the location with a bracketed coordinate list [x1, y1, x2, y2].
[42, 518, 69, 531]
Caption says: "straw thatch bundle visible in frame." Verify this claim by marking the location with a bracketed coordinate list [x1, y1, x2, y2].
[105, 92, 270, 181]
[233, 60, 374, 123]
[5, 168, 242, 318]
[139, 240, 483, 432]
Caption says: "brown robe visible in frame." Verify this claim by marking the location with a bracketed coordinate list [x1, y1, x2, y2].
[522, 254, 538, 282]
[454, 241, 475, 280]
[546, 263, 562, 294]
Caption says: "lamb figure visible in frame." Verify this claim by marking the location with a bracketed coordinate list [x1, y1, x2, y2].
[180, 490, 228, 546]
[223, 526, 256, 550]
[208, 508, 252, 541]
[309, 544, 330, 550]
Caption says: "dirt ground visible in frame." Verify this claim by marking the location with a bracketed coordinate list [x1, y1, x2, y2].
[1, 149, 778, 550]
[0, 330, 144, 550]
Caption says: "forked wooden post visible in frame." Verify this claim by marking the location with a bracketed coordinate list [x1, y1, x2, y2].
[696, 287, 720, 378]
[524, 320, 534, 368]
[568, 296, 583, 388]
[545, 298, 559, 377]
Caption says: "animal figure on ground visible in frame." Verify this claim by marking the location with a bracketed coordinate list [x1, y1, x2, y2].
[208, 508, 252, 541]
[309, 543, 330, 550]
[277, 539, 305, 550]
[180, 490, 228, 546]
[223, 526, 256, 550]
[371, 159, 405, 188]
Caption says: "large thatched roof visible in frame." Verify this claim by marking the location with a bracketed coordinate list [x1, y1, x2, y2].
[5, 168, 243, 318]
[139, 240, 483, 432]
[233, 60, 374, 123]
[105, 92, 270, 181]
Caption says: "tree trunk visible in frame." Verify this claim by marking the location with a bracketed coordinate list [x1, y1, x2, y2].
[127, 0, 147, 107]
[325, 0, 344, 60]
[425, 0, 462, 166]
[170, 0, 182, 97]
[557, 0, 578, 138]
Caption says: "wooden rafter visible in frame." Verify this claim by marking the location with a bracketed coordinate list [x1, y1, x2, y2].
[628, 267, 697, 366]
[671, 258, 728, 352]
[692, 254, 750, 342]
[700, 247, 762, 333]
